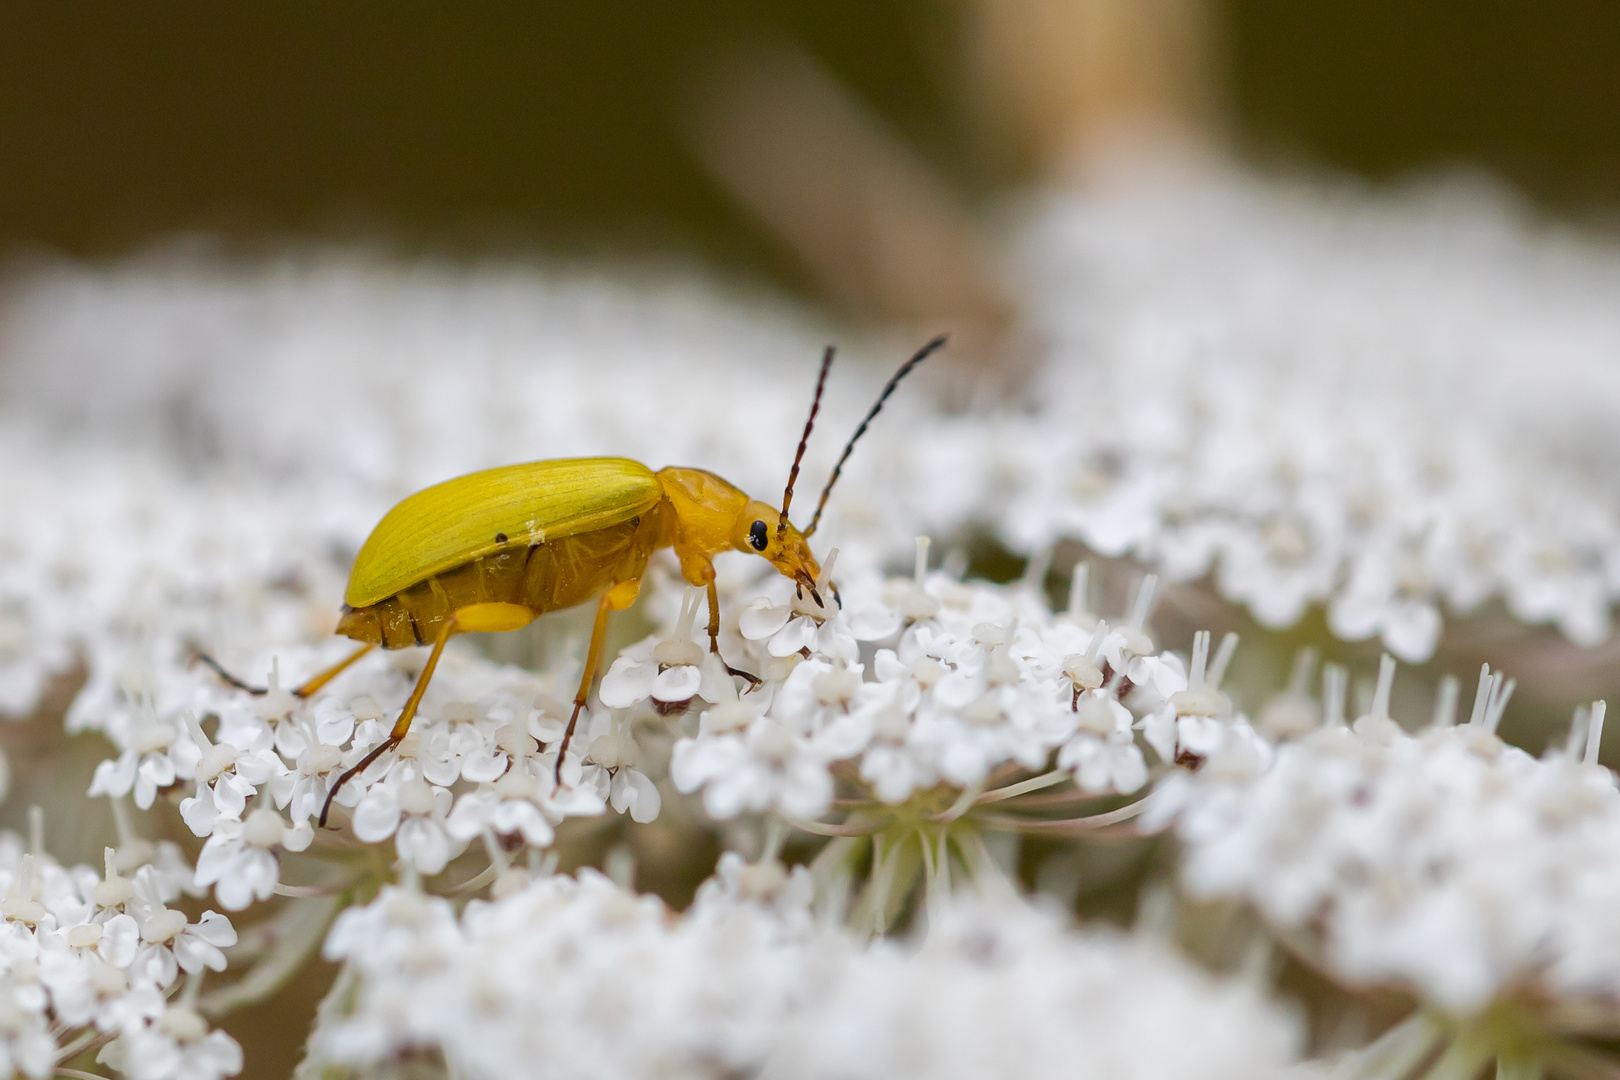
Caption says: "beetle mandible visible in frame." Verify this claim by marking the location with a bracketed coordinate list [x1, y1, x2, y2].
[198, 335, 945, 825]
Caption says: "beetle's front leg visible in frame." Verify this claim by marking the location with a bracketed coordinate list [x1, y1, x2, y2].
[707, 580, 763, 691]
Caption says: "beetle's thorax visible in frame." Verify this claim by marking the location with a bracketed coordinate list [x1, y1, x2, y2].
[653, 467, 749, 584]
[653, 466, 821, 588]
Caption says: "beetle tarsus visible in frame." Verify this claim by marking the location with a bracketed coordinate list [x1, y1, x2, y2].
[190, 645, 319, 699]
[320, 736, 400, 827]
[727, 663, 764, 691]
[707, 638, 763, 692]
[190, 648, 270, 696]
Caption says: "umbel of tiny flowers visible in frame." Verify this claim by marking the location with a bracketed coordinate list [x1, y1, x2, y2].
[667, 558, 1210, 934]
[306, 849, 1300, 1080]
[1165, 647, 1620, 1080]
[0, 817, 247, 1080]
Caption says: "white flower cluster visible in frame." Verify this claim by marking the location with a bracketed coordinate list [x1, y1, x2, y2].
[1167, 657, 1620, 1017]
[614, 551, 1188, 823]
[981, 165, 1620, 659]
[0, 832, 240, 1080]
[308, 859, 1297, 1080]
[0, 263, 845, 503]
[88, 636, 638, 907]
[0, 432, 359, 729]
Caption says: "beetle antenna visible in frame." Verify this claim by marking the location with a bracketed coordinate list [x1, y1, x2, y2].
[804, 334, 946, 537]
[779, 345, 835, 539]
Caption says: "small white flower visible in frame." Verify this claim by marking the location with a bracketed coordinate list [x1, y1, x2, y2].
[599, 588, 709, 708]
[193, 808, 310, 911]
[737, 553, 856, 662]
[1138, 631, 1237, 767]
[178, 713, 286, 838]
[37, 911, 139, 1027]
[1058, 692, 1147, 796]
[97, 1000, 244, 1080]
[671, 717, 833, 821]
[126, 871, 236, 990]
[445, 726, 607, 848]
[585, 717, 662, 825]
[352, 772, 460, 876]
[88, 709, 200, 811]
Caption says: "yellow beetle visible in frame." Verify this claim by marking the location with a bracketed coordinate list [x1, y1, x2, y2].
[199, 336, 944, 823]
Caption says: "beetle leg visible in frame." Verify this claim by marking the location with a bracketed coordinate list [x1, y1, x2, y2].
[190, 649, 269, 694]
[706, 580, 762, 691]
[295, 643, 376, 697]
[320, 620, 455, 826]
[318, 737, 399, 828]
[192, 642, 374, 700]
[555, 591, 614, 783]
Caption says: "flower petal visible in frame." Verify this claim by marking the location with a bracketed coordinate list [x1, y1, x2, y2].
[599, 657, 658, 708]
[738, 598, 792, 640]
[650, 664, 701, 703]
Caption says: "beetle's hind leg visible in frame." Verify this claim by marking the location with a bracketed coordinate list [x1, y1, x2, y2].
[190, 649, 270, 694]
[191, 642, 375, 699]
[320, 626, 452, 826]
[706, 581, 762, 691]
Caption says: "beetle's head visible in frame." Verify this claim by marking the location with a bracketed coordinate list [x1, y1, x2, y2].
[733, 499, 824, 600]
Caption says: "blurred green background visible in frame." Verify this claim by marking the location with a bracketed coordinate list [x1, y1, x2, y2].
[3, 1, 1618, 294]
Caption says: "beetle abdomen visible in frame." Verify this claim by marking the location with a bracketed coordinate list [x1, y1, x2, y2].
[335, 520, 650, 649]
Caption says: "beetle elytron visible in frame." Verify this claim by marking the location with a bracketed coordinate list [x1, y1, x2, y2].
[199, 336, 945, 824]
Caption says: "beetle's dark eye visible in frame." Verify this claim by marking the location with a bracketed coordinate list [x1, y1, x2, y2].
[748, 520, 769, 551]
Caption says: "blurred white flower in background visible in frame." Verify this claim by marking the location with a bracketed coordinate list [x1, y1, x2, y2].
[997, 165, 1620, 659]
[308, 864, 1298, 1080]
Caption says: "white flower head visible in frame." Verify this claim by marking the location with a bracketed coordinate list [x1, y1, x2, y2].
[1168, 654, 1620, 1017]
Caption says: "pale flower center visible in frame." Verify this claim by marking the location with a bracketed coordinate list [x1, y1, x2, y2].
[141, 908, 189, 944]
[1062, 654, 1104, 691]
[653, 638, 704, 667]
[162, 1005, 209, 1042]
[298, 744, 343, 776]
[195, 743, 238, 784]
[812, 668, 861, 707]
[67, 923, 103, 949]
[396, 777, 437, 816]
[244, 808, 288, 848]
[494, 768, 538, 799]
